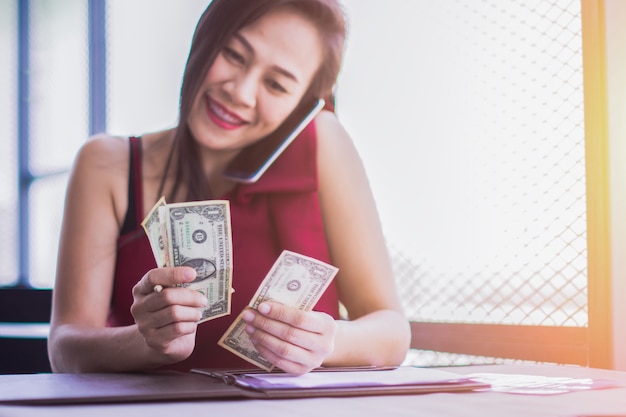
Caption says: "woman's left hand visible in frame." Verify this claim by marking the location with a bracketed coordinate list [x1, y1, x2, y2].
[241, 301, 337, 375]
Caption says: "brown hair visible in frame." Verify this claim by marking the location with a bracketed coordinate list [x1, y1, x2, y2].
[158, 0, 347, 201]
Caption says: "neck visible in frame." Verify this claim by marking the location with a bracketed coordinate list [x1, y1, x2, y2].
[197, 145, 240, 199]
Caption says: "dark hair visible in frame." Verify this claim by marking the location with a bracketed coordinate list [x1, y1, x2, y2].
[158, 0, 347, 201]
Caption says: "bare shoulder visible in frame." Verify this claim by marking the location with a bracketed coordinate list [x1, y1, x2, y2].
[74, 133, 129, 169]
[315, 110, 352, 152]
[67, 134, 131, 223]
[70, 134, 131, 192]
[315, 110, 366, 184]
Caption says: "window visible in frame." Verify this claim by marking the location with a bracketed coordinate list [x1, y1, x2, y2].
[0, 0, 207, 288]
[1, 0, 621, 368]
[338, 0, 594, 366]
[0, 0, 18, 286]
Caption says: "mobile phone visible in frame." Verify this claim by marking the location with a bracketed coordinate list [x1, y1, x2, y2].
[222, 97, 325, 183]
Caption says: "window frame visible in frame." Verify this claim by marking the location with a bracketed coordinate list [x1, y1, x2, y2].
[4, 0, 622, 370]
[11, 0, 107, 288]
[409, 0, 615, 369]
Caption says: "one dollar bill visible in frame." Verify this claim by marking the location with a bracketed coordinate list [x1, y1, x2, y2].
[141, 197, 233, 323]
[218, 250, 338, 371]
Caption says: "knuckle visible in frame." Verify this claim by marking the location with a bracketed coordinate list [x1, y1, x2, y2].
[130, 303, 139, 317]
[160, 290, 175, 304]
[272, 356, 287, 371]
[293, 364, 315, 375]
[250, 328, 265, 344]
[131, 281, 144, 296]
[283, 326, 299, 344]
[168, 307, 199, 330]
[283, 361, 307, 376]
[272, 304, 287, 321]
[168, 305, 185, 321]
[252, 313, 268, 329]
[172, 321, 188, 335]
[292, 312, 306, 328]
[276, 341, 292, 358]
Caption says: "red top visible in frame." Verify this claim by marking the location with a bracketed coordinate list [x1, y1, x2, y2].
[109, 121, 339, 371]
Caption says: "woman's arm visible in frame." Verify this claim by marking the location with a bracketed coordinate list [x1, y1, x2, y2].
[48, 136, 205, 372]
[315, 110, 411, 367]
[242, 111, 411, 373]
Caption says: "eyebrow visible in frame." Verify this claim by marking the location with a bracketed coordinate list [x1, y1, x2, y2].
[233, 33, 300, 83]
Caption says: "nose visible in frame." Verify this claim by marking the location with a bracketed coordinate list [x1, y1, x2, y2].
[223, 71, 258, 108]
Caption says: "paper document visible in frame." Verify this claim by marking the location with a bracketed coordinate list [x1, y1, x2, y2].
[225, 367, 473, 390]
[466, 373, 625, 395]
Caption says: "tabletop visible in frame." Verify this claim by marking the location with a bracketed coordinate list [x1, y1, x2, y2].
[1, 364, 625, 417]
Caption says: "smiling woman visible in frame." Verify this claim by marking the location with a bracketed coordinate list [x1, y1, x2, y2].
[47, 0, 410, 375]
[4, 0, 621, 374]
[184, 5, 323, 183]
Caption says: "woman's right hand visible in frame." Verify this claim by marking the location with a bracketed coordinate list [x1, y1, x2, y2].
[131, 266, 207, 364]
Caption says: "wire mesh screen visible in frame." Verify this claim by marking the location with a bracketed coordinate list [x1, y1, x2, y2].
[376, 1, 586, 364]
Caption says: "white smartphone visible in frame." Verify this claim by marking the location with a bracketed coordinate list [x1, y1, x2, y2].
[222, 97, 325, 183]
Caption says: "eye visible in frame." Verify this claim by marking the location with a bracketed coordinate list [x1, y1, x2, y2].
[223, 47, 245, 65]
[266, 79, 287, 93]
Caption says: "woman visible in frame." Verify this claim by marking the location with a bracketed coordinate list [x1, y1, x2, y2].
[49, 0, 411, 374]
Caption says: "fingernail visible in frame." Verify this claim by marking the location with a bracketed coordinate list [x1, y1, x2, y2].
[199, 297, 208, 306]
[242, 310, 255, 322]
[184, 269, 196, 280]
[258, 303, 270, 314]
[245, 325, 254, 334]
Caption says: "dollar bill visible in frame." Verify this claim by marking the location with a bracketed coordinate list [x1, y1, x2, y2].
[218, 250, 339, 371]
[142, 196, 168, 267]
[141, 198, 233, 323]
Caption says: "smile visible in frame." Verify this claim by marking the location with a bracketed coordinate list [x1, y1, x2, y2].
[206, 97, 247, 130]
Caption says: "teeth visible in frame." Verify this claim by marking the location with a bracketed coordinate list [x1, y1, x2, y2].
[211, 100, 242, 125]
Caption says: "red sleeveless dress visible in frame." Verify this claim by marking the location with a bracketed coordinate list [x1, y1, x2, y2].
[108, 121, 339, 371]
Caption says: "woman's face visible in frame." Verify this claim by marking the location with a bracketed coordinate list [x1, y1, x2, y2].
[187, 6, 323, 154]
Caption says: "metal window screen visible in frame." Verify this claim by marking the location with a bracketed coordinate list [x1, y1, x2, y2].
[382, 1, 586, 364]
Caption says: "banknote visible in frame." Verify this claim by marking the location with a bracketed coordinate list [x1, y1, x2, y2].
[141, 198, 233, 323]
[218, 250, 339, 371]
[141, 196, 168, 267]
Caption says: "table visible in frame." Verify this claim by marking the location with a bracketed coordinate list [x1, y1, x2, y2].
[1, 364, 625, 417]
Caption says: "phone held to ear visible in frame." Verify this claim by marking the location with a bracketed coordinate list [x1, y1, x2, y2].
[222, 98, 325, 183]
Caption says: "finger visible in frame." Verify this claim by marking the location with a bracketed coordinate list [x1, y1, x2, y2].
[133, 267, 197, 296]
[256, 302, 327, 333]
[140, 286, 208, 315]
[137, 303, 203, 333]
[243, 310, 314, 350]
[143, 321, 198, 353]
[256, 348, 309, 375]
[246, 326, 312, 374]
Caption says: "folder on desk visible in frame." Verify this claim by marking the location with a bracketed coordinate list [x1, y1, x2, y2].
[0, 366, 489, 405]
